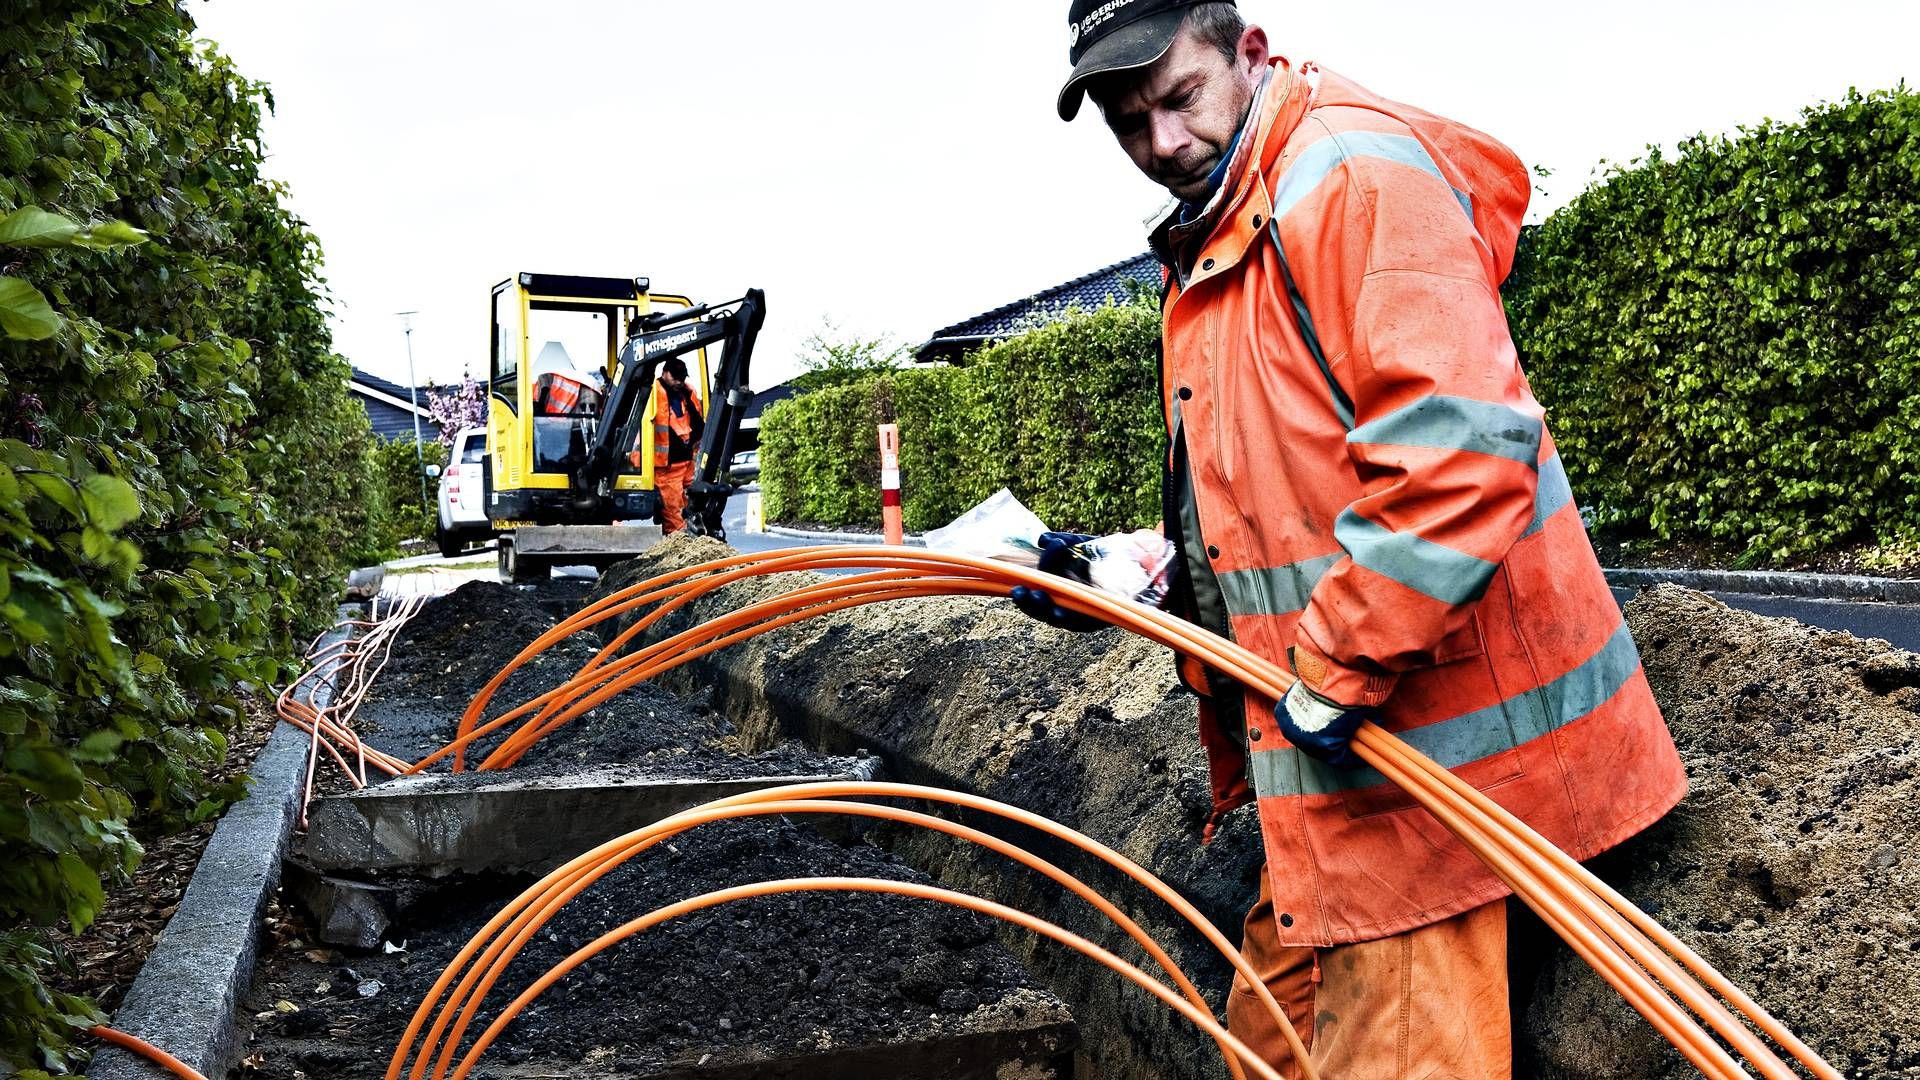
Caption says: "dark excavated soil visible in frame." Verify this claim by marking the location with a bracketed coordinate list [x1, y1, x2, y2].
[1521, 585, 1919, 1078]
[355, 579, 833, 780]
[594, 538, 1265, 1080]
[236, 819, 1063, 1079]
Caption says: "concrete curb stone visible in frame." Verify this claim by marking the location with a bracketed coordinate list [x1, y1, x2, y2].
[1604, 566, 1920, 604]
[88, 613, 356, 1080]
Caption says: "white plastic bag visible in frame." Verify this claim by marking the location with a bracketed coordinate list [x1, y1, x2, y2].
[927, 491, 1176, 610]
[924, 489, 1050, 567]
[1080, 530, 1178, 609]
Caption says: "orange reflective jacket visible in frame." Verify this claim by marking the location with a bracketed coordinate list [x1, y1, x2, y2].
[1158, 59, 1686, 947]
[642, 383, 703, 469]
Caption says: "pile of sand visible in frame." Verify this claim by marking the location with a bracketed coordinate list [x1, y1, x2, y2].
[1521, 585, 1918, 1077]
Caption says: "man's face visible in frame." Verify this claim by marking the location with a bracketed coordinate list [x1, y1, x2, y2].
[1093, 24, 1268, 203]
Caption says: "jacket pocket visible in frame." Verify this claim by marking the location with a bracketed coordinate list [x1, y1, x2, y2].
[1338, 626, 1526, 820]
[1339, 743, 1526, 820]
[1430, 609, 1488, 666]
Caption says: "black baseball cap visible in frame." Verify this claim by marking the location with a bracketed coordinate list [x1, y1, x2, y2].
[1057, 0, 1229, 121]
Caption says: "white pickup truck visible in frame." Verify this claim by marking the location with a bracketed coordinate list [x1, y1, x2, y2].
[435, 427, 492, 558]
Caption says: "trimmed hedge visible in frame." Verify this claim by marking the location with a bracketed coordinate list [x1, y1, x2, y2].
[1, 3, 384, 1069]
[1505, 86, 1920, 562]
[369, 434, 442, 551]
[761, 302, 1165, 534]
[761, 380, 890, 528]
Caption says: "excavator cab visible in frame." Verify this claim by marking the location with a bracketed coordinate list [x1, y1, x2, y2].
[484, 272, 765, 581]
[528, 341, 606, 473]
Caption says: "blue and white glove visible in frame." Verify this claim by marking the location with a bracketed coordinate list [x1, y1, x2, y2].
[1274, 683, 1376, 770]
[1008, 532, 1105, 633]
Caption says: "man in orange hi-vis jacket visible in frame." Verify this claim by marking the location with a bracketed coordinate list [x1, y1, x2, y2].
[1030, 2, 1688, 1075]
[629, 357, 705, 534]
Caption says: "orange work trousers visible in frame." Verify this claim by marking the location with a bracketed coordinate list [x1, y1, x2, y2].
[1227, 869, 1511, 1079]
[658, 461, 694, 534]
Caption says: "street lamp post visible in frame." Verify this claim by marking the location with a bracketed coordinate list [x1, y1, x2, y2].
[397, 310, 427, 509]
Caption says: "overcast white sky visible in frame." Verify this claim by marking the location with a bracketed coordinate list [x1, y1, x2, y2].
[188, 0, 1918, 389]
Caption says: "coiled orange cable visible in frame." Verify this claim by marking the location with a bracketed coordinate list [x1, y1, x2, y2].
[261, 545, 1839, 1078]
[452, 877, 1284, 1080]
[389, 789, 1313, 1080]
[416, 546, 1838, 1080]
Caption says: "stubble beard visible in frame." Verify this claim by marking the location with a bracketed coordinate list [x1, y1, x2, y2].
[1158, 147, 1221, 203]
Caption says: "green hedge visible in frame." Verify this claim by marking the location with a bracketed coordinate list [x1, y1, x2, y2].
[760, 380, 889, 528]
[369, 435, 442, 552]
[1505, 86, 1920, 562]
[1, 3, 383, 1069]
[761, 302, 1165, 533]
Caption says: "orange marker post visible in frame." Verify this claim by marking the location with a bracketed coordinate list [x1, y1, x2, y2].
[877, 424, 903, 546]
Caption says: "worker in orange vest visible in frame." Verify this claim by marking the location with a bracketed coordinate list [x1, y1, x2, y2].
[1015, 2, 1687, 1075]
[639, 356, 704, 534]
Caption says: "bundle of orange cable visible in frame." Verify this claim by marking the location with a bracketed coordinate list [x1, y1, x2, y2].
[250, 546, 1840, 1077]
[407, 546, 1839, 1080]
[386, 781, 1311, 1080]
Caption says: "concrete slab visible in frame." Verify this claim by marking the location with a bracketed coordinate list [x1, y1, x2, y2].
[90, 618, 356, 1080]
[281, 860, 400, 950]
[302, 759, 878, 877]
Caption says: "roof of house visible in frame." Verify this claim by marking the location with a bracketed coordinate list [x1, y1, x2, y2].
[744, 382, 801, 424]
[349, 367, 428, 408]
[914, 251, 1162, 362]
[362, 400, 443, 443]
[349, 367, 443, 442]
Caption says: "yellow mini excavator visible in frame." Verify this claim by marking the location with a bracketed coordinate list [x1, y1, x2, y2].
[482, 272, 765, 582]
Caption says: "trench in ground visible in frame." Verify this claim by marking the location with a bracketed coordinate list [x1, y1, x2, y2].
[227, 578, 1082, 1080]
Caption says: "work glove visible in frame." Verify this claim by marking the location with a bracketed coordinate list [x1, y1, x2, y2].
[1275, 682, 1377, 771]
[1008, 532, 1106, 633]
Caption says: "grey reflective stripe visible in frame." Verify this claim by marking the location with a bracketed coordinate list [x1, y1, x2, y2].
[1334, 509, 1496, 605]
[1218, 458, 1576, 620]
[1272, 130, 1474, 224]
[1268, 221, 1355, 430]
[1250, 620, 1643, 798]
[1522, 454, 1577, 538]
[1348, 395, 1544, 467]
[1217, 552, 1344, 617]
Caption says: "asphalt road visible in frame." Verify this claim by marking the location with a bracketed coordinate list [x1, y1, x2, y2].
[720, 488, 828, 556]
[1612, 587, 1920, 652]
[718, 489, 876, 575]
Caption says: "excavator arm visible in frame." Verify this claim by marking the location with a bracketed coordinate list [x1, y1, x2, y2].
[580, 288, 766, 540]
